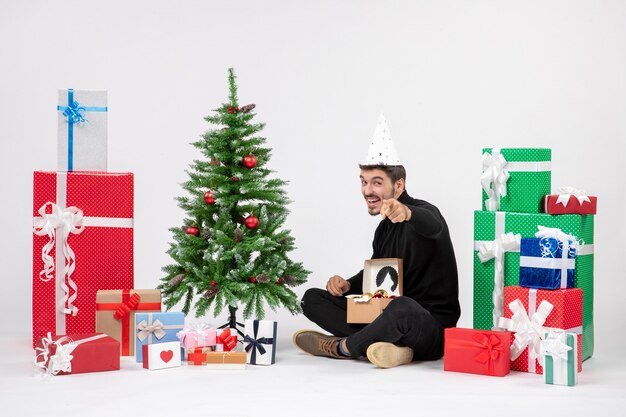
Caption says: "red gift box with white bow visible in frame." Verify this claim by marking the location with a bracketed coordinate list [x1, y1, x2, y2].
[543, 187, 597, 215]
[498, 286, 583, 374]
[32, 171, 134, 348]
[34, 332, 120, 376]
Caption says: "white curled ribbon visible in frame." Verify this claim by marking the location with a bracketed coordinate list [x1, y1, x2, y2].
[177, 323, 214, 346]
[136, 319, 166, 342]
[536, 225, 583, 255]
[542, 329, 572, 361]
[481, 150, 510, 211]
[478, 232, 521, 329]
[35, 333, 107, 376]
[555, 186, 591, 208]
[33, 202, 85, 316]
[498, 298, 553, 366]
[34, 333, 77, 376]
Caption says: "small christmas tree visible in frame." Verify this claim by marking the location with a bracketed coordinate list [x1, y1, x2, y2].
[159, 68, 309, 323]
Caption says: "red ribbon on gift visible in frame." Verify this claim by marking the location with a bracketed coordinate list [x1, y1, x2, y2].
[187, 347, 208, 365]
[96, 290, 160, 355]
[447, 332, 504, 376]
[216, 329, 237, 352]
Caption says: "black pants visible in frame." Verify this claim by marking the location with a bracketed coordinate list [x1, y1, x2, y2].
[301, 288, 444, 360]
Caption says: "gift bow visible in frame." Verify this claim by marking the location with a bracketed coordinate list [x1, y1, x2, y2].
[113, 293, 141, 320]
[62, 99, 87, 124]
[542, 329, 572, 361]
[535, 226, 582, 254]
[35, 333, 107, 376]
[481, 150, 510, 211]
[498, 298, 553, 366]
[177, 323, 212, 346]
[472, 332, 504, 365]
[33, 202, 85, 316]
[35, 333, 77, 376]
[136, 319, 166, 342]
[216, 329, 237, 351]
[243, 336, 272, 356]
[555, 186, 591, 208]
[478, 232, 521, 329]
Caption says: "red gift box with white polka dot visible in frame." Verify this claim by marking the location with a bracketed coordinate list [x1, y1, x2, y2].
[32, 171, 134, 348]
[503, 286, 583, 374]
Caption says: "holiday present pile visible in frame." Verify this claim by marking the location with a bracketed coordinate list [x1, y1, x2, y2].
[32, 88, 136, 348]
[448, 147, 597, 386]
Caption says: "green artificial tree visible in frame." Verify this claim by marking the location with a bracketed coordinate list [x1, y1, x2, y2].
[159, 68, 309, 328]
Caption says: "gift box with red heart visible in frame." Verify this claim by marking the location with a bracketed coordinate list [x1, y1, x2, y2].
[142, 341, 181, 370]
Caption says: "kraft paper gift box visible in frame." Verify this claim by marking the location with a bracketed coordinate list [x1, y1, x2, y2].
[243, 319, 277, 365]
[96, 289, 161, 356]
[543, 188, 597, 215]
[186, 347, 217, 365]
[186, 348, 246, 369]
[177, 324, 217, 349]
[443, 328, 512, 377]
[142, 341, 181, 370]
[35, 333, 120, 376]
[498, 286, 583, 374]
[481, 148, 551, 213]
[543, 331, 578, 387]
[347, 258, 403, 324]
[57, 89, 108, 172]
[473, 210, 594, 360]
[135, 312, 185, 362]
[32, 171, 134, 348]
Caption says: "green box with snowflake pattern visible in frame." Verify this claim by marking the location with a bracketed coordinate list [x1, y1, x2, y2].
[473, 210, 594, 360]
[482, 148, 551, 213]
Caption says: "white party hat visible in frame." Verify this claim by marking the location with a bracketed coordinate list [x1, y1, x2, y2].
[362, 113, 401, 166]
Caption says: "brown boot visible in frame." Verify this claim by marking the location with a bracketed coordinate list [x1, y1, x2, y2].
[366, 342, 414, 368]
[292, 330, 348, 359]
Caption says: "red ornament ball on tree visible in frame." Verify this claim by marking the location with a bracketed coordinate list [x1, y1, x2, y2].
[249, 277, 257, 283]
[276, 277, 284, 285]
[228, 106, 233, 114]
[211, 280, 217, 287]
[244, 214, 259, 229]
[242, 154, 257, 169]
[204, 191, 215, 204]
[230, 176, 239, 182]
[185, 226, 200, 237]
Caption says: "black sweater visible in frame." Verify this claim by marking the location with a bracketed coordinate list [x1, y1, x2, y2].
[346, 191, 461, 329]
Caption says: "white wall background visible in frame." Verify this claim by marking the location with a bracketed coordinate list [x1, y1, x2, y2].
[1, 0, 625, 356]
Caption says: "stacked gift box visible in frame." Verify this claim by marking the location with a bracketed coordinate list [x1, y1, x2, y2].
[32, 89, 181, 375]
[445, 148, 596, 386]
[30, 89, 276, 375]
[32, 89, 137, 375]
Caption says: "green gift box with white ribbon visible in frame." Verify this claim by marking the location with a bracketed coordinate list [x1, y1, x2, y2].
[544, 331, 578, 386]
[481, 148, 551, 213]
[473, 210, 594, 360]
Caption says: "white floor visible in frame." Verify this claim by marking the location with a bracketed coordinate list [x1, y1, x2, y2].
[1, 320, 625, 417]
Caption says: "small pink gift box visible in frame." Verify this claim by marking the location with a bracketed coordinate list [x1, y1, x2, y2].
[177, 324, 217, 349]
